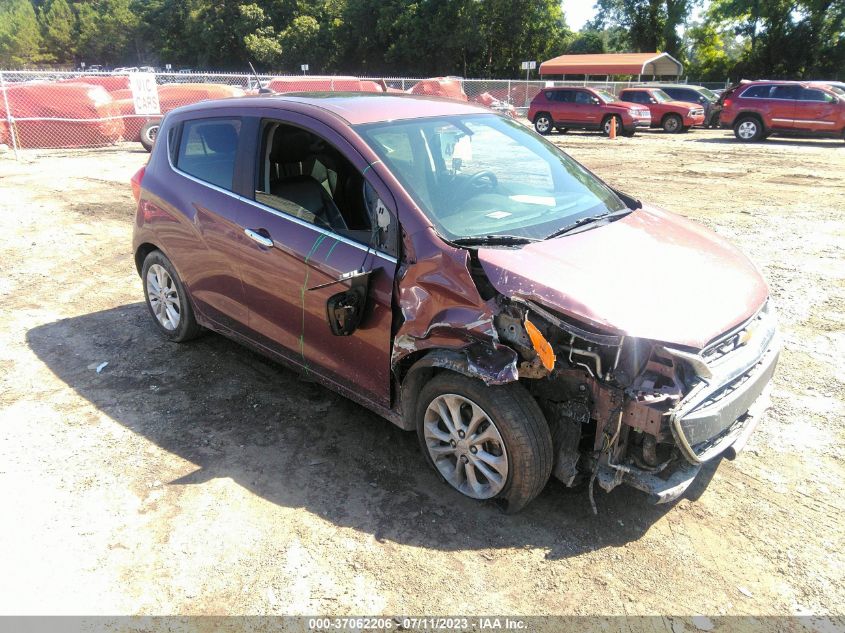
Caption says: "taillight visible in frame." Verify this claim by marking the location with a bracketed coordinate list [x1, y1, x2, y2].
[723, 98, 733, 108]
[130, 165, 146, 203]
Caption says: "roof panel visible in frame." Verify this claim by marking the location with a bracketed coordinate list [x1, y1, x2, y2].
[539, 52, 682, 76]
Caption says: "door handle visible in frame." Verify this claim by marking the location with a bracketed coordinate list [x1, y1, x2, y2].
[244, 228, 273, 248]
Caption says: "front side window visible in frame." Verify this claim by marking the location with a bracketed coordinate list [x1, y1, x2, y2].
[622, 91, 646, 104]
[800, 88, 834, 102]
[574, 91, 594, 104]
[175, 118, 241, 190]
[357, 114, 626, 242]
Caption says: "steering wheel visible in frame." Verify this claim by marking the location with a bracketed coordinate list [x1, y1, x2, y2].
[460, 170, 498, 194]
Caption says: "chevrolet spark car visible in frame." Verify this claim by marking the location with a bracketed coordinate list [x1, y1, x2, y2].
[132, 93, 779, 512]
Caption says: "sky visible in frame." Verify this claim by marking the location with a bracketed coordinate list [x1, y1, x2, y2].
[563, 0, 596, 31]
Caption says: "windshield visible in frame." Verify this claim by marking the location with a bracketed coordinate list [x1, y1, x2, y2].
[593, 89, 618, 103]
[698, 87, 718, 100]
[651, 89, 673, 102]
[356, 114, 627, 241]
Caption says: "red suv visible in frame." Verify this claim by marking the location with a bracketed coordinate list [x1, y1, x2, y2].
[719, 80, 845, 142]
[529, 87, 651, 136]
[617, 87, 705, 133]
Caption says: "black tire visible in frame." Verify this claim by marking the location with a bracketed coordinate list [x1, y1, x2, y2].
[141, 250, 203, 342]
[533, 113, 552, 135]
[733, 115, 764, 142]
[601, 115, 622, 136]
[620, 128, 636, 137]
[555, 127, 569, 134]
[140, 120, 161, 152]
[415, 372, 553, 513]
[662, 113, 683, 133]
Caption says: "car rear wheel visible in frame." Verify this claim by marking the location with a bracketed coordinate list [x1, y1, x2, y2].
[662, 114, 683, 133]
[140, 121, 160, 152]
[141, 250, 203, 342]
[734, 116, 764, 142]
[416, 372, 553, 513]
[602, 115, 622, 136]
[534, 113, 552, 135]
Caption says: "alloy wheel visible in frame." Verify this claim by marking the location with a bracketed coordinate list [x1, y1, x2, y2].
[146, 263, 181, 331]
[423, 393, 509, 499]
[737, 121, 758, 140]
[535, 116, 550, 134]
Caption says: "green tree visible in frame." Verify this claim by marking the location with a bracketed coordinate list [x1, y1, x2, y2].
[592, 0, 693, 59]
[76, 0, 140, 66]
[0, 0, 45, 67]
[566, 30, 607, 54]
[39, 0, 77, 64]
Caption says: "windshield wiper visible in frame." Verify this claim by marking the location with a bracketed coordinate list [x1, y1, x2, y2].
[544, 209, 632, 240]
[451, 234, 539, 247]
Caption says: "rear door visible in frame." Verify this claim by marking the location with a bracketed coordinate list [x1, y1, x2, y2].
[768, 85, 799, 129]
[547, 90, 570, 125]
[794, 87, 840, 132]
[234, 111, 398, 408]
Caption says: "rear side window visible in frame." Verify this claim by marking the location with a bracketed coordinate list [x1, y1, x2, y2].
[741, 85, 772, 99]
[771, 85, 799, 100]
[176, 118, 241, 191]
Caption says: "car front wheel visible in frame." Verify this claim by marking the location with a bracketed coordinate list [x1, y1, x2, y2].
[416, 372, 553, 513]
[734, 116, 764, 142]
[141, 250, 203, 342]
[602, 115, 622, 136]
[662, 114, 683, 133]
[534, 113, 552, 135]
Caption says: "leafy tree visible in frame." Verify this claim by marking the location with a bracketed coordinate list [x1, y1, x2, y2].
[592, 0, 693, 59]
[76, 0, 139, 66]
[0, 0, 44, 67]
[566, 30, 607, 54]
[39, 0, 76, 64]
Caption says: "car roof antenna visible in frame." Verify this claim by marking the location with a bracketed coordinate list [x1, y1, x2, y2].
[248, 61, 274, 94]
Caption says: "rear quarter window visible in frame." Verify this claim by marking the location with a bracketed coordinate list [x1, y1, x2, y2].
[740, 85, 772, 99]
[175, 118, 241, 191]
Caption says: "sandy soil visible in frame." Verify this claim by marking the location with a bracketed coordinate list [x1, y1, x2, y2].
[1, 129, 843, 623]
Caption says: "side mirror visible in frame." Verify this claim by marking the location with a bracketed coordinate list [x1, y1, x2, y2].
[591, 97, 600, 105]
[649, 98, 657, 104]
[325, 272, 370, 336]
[375, 198, 391, 231]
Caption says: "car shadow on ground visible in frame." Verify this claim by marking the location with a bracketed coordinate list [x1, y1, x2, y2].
[26, 303, 721, 557]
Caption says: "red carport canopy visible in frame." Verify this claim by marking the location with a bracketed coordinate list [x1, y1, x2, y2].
[539, 52, 683, 77]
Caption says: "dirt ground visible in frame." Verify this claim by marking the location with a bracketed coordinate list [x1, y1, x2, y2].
[1, 128, 843, 624]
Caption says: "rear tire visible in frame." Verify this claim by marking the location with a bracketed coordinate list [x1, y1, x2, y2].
[141, 250, 203, 342]
[662, 113, 683, 133]
[534, 113, 552, 135]
[733, 116, 764, 142]
[140, 120, 160, 152]
[416, 372, 553, 513]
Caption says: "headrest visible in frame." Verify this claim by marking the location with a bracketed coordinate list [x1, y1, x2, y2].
[271, 129, 321, 163]
[200, 123, 238, 153]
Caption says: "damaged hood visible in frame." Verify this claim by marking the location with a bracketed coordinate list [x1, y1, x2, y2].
[477, 205, 769, 349]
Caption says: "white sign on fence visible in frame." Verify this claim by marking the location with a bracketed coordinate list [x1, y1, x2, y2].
[129, 73, 161, 115]
[520, 61, 537, 70]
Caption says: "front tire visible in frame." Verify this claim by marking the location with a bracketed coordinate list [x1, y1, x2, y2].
[141, 250, 202, 342]
[416, 372, 553, 513]
[534, 113, 552, 135]
[662, 113, 683, 133]
[734, 116, 764, 142]
[602, 115, 622, 136]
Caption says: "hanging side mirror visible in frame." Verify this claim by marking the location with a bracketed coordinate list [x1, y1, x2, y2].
[375, 198, 391, 231]
[325, 272, 370, 336]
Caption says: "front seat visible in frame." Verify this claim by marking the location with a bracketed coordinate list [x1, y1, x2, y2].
[268, 129, 347, 231]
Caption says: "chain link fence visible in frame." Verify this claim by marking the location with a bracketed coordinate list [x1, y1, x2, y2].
[0, 70, 728, 157]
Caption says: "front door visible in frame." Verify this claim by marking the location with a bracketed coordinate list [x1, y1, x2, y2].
[235, 113, 398, 407]
[573, 90, 602, 127]
[794, 87, 840, 133]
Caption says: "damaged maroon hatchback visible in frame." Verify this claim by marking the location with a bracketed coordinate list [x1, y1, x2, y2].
[131, 93, 779, 512]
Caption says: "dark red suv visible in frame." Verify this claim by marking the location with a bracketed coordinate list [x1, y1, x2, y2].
[528, 87, 651, 136]
[617, 87, 705, 133]
[131, 93, 778, 512]
[719, 80, 845, 142]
